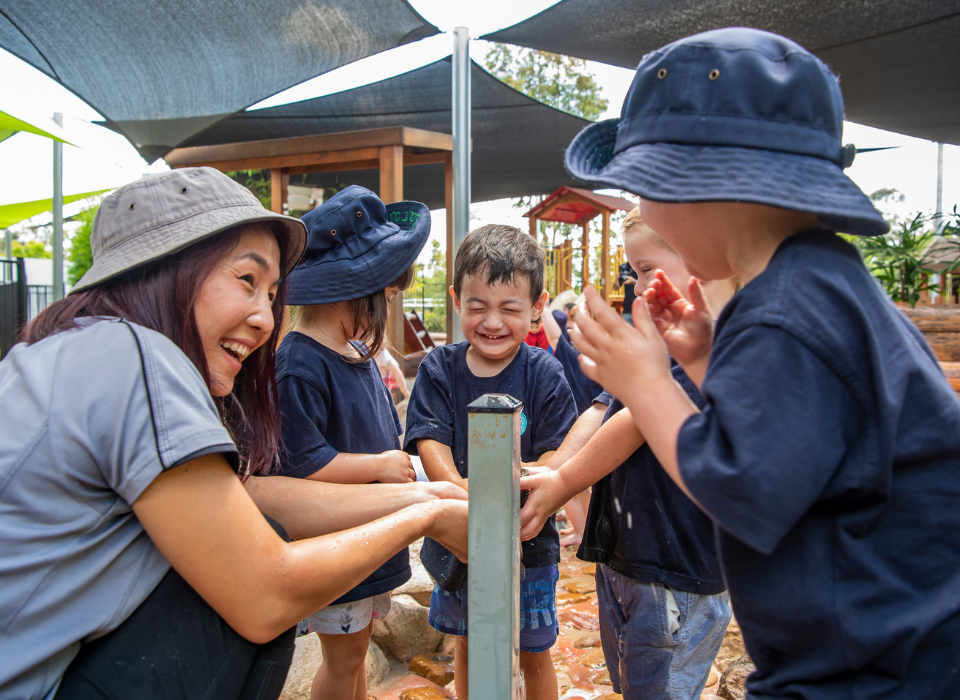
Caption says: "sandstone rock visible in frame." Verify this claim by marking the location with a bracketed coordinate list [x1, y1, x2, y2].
[394, 538, 434, 608]
[582, 564, 597, 576]
[573, 632, 602, 649]
[717, 653, 756, 700]
[704, 664, 722, 689]
[398, 687, 450, 700]
[714, 617, 745, 671]
[557, 592, 591, 606]
[591, 668, 612, 686]
[438, 634, 457, 656]
[577, 648, 607, 670]
[279, 633, 391, 700]
[408, 653, 455, 687]
[563, 577, 597, 594]
[374, 594, 445, 662]
[556, 670, 573, 695]
[558, 607, 600, 631]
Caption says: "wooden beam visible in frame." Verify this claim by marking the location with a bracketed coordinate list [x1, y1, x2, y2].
[601, 210, 611, 301]
[270, 169, 288, 215]
[165, 126, 453, 168]
[581, 221, 590, 290]
[445, 151, 455, 341]
[528, 215, 538, 238]
[380, 145, 405, 362]
[284, 159, 381, 176]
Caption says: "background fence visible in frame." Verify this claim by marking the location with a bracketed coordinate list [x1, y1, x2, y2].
[0, 259, 27, 359]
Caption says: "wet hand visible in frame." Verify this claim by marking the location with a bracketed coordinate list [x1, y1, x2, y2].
[422, 480, 468, 501]
[519, 470, 573, 541]
[427, 499, 469, 562]
[641, 271, 714, 367]
[377, 450, 416, 483]
[570, 287, 673, 405]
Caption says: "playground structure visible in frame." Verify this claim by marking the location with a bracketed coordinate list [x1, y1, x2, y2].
[525, 186, 634, 303]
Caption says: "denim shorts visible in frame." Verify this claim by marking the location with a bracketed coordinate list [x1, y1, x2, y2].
[428, 565, 560, 652]
[595, 563, 732, 700]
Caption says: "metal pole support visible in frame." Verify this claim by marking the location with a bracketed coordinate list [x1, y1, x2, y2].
[450, 26, 471, 344]
[52, 112, 64, 301]
[467, 393, 523, 700]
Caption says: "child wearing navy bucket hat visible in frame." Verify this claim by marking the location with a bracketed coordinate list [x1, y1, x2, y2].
[275, 185, 432, 700]
[564, 27, 960, 700]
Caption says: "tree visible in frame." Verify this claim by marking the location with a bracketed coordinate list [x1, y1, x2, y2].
[67, 205, 99, 287]
[484, 44, 608, 121]
[12, 238, 51, 259]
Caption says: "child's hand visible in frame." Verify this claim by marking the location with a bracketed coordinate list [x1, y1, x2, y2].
[519, 469, 575, 541]
[425, 499, 469, 562]
[570, 287, 674, 405]
[641, 271, 714, 368]
[376, 450, 416, 483]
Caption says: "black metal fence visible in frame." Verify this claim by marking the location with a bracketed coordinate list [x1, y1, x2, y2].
[27, 285, 53, 321]
[0, 259, 27, 359]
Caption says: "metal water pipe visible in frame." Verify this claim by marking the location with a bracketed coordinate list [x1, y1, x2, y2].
[467, 393, 522, 699]
[52, 112, 64, 301]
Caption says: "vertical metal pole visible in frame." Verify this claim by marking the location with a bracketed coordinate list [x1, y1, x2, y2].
[936, 142, 944, 234]
[451, 26, 471, 344]
[3, 230, 11, 259]
[52, 113, 64, 301]
[467, 393, 522, 700]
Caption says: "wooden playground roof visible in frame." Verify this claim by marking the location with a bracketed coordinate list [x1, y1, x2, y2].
[523, 186, 635, 224]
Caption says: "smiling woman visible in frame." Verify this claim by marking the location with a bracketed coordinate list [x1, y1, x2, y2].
[0, 168, 469, 700]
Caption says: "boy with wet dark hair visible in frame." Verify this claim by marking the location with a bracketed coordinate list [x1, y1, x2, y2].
[566, 27, 960, 700]
[405, 224, 577, 700]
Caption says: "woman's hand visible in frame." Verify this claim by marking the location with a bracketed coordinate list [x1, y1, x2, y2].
[376, 450, 416, 483]
[641, 271, 714, 369]
[519, 469, 576, 541]
[570, 287, 674, 405]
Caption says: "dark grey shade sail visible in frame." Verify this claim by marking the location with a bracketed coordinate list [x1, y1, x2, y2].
[180, 58, 592, 209]
[0, 0, 437, 162]
[483, 0, 960, 145]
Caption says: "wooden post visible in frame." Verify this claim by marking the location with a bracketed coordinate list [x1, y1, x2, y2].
[560, 239, 573, 292]
[529, 215, 537, 238]
[380, 145, 405, 363]
[270, 168, 289, 215]
[601, 209, 611, 301]
[581, 221, 590, 291]
[445, 152, 455, 340]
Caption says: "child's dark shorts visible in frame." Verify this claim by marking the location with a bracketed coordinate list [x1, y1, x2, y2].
[428, 565, 560, 652]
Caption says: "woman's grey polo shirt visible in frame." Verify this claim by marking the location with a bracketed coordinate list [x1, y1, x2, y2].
[0, 318, 236, 699]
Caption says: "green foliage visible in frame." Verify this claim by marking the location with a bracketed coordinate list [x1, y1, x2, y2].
[406, 240, 447, 332]
[67, 205, 99, 286]
[484, 44, 608, 121]
[227, 170, 273, 209]
[12, 238, 51, 259]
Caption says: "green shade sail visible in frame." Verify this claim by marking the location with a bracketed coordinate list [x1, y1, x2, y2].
[0, 190, 109, 228]
[0, 110, 72, 145]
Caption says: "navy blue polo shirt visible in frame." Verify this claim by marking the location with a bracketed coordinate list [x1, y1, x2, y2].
[552, 334, 604, 414]
[678, 230, 960, 699]
[404, 341, 578, 567]
[276, 331, 409, 604]
[578, 363, 725, 595]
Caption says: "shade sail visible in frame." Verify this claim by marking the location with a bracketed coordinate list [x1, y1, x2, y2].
[179, 58, 592, 209]
[0, 111, 70, 145]
[0, 0, 437, 161]
[0, 190, 108, 228]
[483, 0, 960, 145]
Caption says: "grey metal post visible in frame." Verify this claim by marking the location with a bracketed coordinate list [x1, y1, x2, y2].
[467, 393, 522, 700]
[52, 112, 64, 301]
[451, 26, 471, 344]
[3, 230, 11, 259]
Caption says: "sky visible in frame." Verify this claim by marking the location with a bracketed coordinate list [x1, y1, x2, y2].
[1, 0, 957, 260]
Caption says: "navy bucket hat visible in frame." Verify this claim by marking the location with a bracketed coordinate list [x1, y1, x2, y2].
[565, 27, 888, 237]
[287, 185, 430, 305]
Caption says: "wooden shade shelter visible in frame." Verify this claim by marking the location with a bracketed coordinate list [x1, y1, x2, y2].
[165, 125, 454, 359]
[524, 186, 635, 300]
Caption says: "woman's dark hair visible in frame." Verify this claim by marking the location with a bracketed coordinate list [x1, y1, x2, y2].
[20, 223, 290, 478]
[343, 265, 414, 361]
[452, 224, 545, 305]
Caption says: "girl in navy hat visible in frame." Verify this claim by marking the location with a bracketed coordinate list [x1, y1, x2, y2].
[275, 185, 433, 700]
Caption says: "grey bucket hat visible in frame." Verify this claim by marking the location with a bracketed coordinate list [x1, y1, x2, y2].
[565, 27, 888, 237]
[71, 167, 307, 293]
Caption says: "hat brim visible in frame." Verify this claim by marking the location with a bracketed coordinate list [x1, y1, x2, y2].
[565, 120, 888, 238]
[286, 201, 431, 305]
[72, 203, 306, 293]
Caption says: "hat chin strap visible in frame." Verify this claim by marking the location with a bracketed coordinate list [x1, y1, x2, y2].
[841, 144, 856, 169]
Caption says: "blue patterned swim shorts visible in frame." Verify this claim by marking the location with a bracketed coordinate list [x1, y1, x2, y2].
[428, 565, 560, 652]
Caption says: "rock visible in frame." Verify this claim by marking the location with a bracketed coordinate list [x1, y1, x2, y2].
[408, 653, 455, 686]
[280, 632, 322, 700]
[279, 633, 391, 700]
[563, 577, 597, 594]
[582, 564, 597, 576]
[558, 607, 600, 631]
[714, 617, 745, 671]
[394, 538, 435, 608]
[704, 664, 722, 689]
[576, 648, 607, 670]
[556, 670, 573, 695]
[373, 594, 446, 663]
[591, 668, 612, 686]
[366, 640, 391, 688]
[717, 653, 756, 700]
[438, 634, 457, 656]
[557, 592, 591, 606]
[573, 632, 602, 649]
[398, 687, 450, 700]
